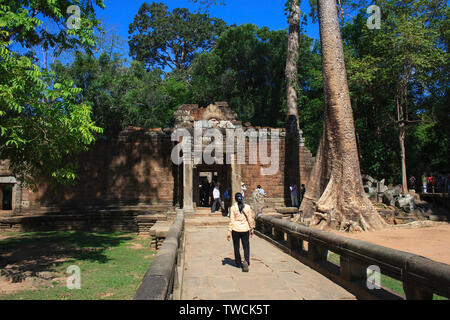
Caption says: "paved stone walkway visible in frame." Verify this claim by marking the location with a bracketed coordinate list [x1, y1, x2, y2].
[181, 225, 355, 300]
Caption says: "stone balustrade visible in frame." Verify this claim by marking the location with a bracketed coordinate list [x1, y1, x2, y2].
[134, 211, 185, 300]
[255, 215, 450, 300]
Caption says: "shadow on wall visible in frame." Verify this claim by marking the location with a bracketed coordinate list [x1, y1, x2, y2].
[284, 124, 300, 207]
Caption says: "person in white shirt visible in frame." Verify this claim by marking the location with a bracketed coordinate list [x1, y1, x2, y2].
[241, 182, 247, 201]
[257, 185, 265, 195]
[211, 182, 224, 214]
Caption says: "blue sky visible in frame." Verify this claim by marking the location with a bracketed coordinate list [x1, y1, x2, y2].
[96, 0, 320, 43]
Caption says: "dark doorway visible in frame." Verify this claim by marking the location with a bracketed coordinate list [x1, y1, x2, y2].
[1, 184, 13, 210]
[194, 165, 231, 208]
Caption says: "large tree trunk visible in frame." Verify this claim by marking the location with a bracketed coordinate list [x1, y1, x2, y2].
[284, 0, 301, 206]
[285, 0, 300, 133]
[397, 97, 408, 194]
[294, 98, 331, 222]
[305, 0, 386, 231]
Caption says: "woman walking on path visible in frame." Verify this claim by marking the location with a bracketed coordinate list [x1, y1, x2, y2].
[227, 193, 255, 272]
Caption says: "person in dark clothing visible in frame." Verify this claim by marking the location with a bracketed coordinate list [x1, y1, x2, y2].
[299, 184, 306, 205]
[223, 187, 231, 216]
[289, 183, 298, 208]
[409, 176, 416, 192]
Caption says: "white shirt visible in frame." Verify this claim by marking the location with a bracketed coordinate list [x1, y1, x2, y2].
[213, 187, 220, 199]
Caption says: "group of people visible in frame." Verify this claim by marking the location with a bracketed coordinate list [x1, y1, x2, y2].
[199, 180, 217, 207]
[410, 174, 450, 194]
[207, 181, 266, 216]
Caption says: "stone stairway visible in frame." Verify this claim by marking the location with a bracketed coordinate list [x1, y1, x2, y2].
[185, 207, 230, 227]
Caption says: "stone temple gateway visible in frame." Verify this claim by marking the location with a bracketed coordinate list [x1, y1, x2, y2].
[0, 103, 315, 232]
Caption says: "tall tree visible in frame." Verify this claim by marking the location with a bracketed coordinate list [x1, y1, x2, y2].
[128, 2, 227, 72]
[299, 0, 386, 231]
[285, 0, 301, 132]
[374, 0, 444, 194]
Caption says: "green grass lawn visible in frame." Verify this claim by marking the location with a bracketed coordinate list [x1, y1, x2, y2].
[0, 231, 154, 300]
[327, 252, 447, 300]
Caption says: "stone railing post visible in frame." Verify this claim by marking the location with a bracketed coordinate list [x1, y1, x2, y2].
[308, 243, 328, 262]
[287, 233, 303, 252]
[273, 226, 284, 241]
[262, 222, 271, 236]
[182, 153, 194, 215]
[340, 256, 367, 283]
[403, 282, 433, 300]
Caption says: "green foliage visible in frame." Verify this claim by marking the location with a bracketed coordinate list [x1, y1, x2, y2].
[128, 2, 228, 72]
[190, 24, 323, 129]
[54, 52, 193, 132]
[0, 0, 104, 187]
[119, 62, 187, 128]
[342, 0, 448, 182]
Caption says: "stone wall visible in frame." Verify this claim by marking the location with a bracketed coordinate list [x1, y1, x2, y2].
[241, 134, 285, 203]
[0, 160, 11, 176]
[7, 128, 175, 215]
[1, 123, 315, 217]
[240, 130, 315, 207]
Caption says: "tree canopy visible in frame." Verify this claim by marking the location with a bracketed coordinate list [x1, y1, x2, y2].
[128, 2, 228, 72]
[1, 0, 448, 190]
[342, 0, 449, 183]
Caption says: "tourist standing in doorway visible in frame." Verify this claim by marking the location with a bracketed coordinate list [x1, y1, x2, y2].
[211, 182, 224, 214]
[227, 193, 255, 272]
[290, 183, 299, 208]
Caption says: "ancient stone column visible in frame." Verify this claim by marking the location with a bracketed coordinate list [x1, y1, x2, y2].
[193, 166, 199, 207]
[231, 154, 242, 202]
[183, 153, 195, 214]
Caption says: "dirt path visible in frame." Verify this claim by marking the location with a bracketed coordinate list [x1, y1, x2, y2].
[331, 223, 450, 265]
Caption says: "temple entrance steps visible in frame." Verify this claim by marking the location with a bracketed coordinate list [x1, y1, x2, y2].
[193, 207, 214, 216]
[184, 207, 230, 227]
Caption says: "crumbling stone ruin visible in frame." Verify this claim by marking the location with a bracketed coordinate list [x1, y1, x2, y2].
[0, 102, 315, 231]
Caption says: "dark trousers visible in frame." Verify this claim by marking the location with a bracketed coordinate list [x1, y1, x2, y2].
[231, 231, 250, 267]
[211, 198, 224, 213]
[224, 199, 231, 216]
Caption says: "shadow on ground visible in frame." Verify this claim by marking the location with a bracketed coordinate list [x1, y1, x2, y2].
[0, 231, 133, 283]
[221, 257, 240, 268]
